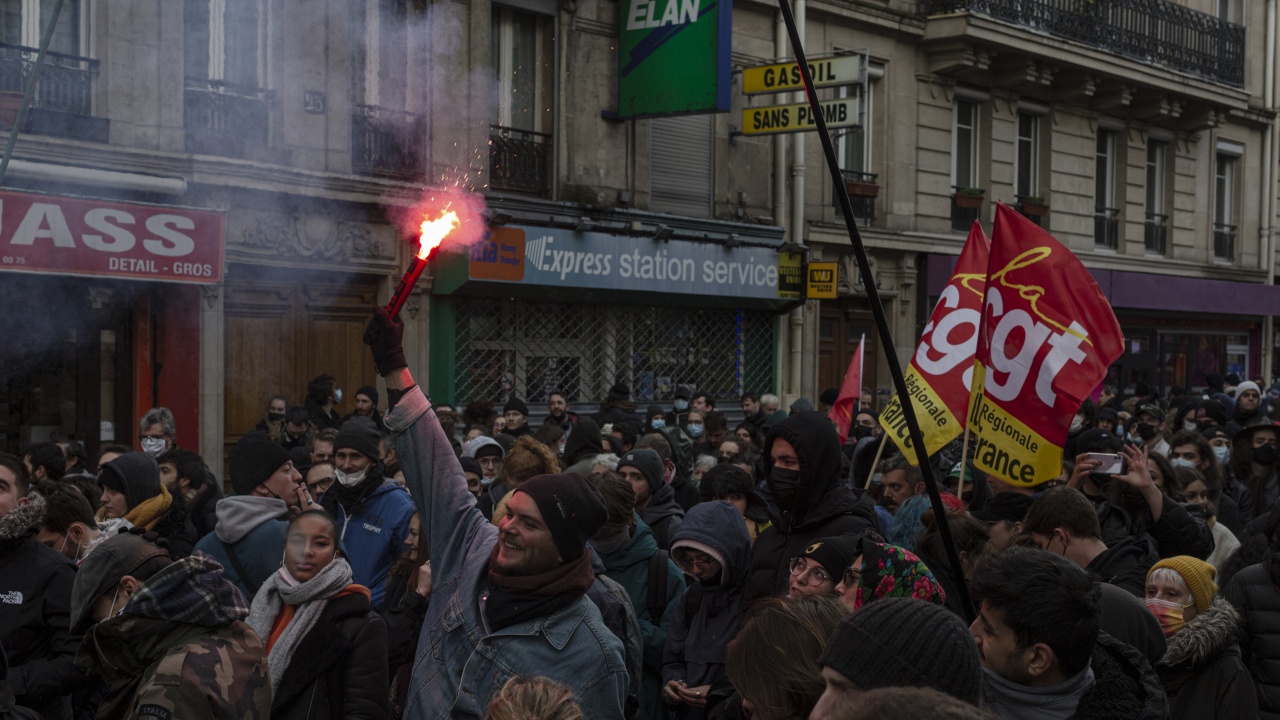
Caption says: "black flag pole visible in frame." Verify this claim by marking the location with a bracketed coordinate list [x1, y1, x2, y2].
[774, 0, 977, 621]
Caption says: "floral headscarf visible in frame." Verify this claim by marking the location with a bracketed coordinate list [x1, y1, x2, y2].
[853, 542, 946, 610]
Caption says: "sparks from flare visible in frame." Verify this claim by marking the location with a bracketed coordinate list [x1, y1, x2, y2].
[416, 209, 460, 260]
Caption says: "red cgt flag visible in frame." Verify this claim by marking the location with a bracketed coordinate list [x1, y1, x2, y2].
[829, 335, 865, 444]
[967, 204, 1124, 486]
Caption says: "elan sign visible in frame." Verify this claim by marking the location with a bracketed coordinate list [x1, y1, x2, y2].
[0, 190, 225, 284]
[617, 0, 732, 117]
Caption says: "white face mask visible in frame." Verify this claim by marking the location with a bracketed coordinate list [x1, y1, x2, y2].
[1184, 421, 1198, 432]
[335, 467, 367, 487]
[140, 438, 167, 457]
[1069, 415, 1084, 433]
[1171, 457, 1196, 469]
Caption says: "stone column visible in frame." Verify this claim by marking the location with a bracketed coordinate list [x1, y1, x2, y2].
[199, 285, 226, 483]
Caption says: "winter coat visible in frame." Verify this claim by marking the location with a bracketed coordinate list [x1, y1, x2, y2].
[662, 501, 752, 720]
[192, 495, 290, 598]
[671, 474, 701, 512]
[587, 564, 644, 720]
[562, 419, 606, 470]
[386, 386, 628, 720]
[1086, 536, 1160, 598]
[1094, 493, 1215, 561]
[152, 496, 199, 559]
[74, 553, 272, 719]
[271, 592, 391, 720]
[1097, 583, 1167, 669]
[599, 517, 687, 720]
[745, 411, 881, 603]
[641, 482, 685, 551]
[1226, 556, 1280, 718]
[1073, 631, 1168, 720]
[0, 497, 80, 720]
[323, 479, 416, 607]
[187, 480, 222, 540]
[307, 398, 342, 431]
[1156, 597, 1258, 720]
[379, 572, 430, 718]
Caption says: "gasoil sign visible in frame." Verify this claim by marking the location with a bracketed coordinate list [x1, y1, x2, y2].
[741, 98, 858, 136]
[618, 0, 732, 117]
[742, 56, 861, 95]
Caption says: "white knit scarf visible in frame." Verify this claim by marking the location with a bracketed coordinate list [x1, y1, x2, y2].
[246, 557, 353, 692]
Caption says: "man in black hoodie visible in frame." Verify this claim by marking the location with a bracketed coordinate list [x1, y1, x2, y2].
[743, 411, 881, 603]
[618, 449, 684, 551]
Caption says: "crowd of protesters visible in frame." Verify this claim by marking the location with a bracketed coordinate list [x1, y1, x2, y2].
[6, 312, 1280, 719]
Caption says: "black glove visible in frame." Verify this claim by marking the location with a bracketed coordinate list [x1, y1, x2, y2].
[364, 307, 407, 375]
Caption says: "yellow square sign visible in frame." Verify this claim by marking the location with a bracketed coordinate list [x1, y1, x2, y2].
[806, 262, 839, 299]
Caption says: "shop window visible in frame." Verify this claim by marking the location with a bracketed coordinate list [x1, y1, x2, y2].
[488, 5, 554, 196]
[1214, 145, 1240, 261]
[1145, 139, 1169, 255]
[449, 299, 775, 407]
[1094, 128, 1119, 249]
[1158, 331, 1250, 390]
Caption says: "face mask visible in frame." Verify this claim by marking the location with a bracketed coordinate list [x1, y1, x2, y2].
[1253, 444, 1277, 467]
[140, 438, 166, 457]
[1184, 420, 1198, 432]
[768, 466, 802, 514]
[1145, 597, 1192, 637]
[558, 442, 566, 455]
[1134, 423, 1158, 441]
[651, 419, 666, 429]
[334, 388, 343, 404]
[851, 425, 873, 441]
[335, 467, 367, 487]
[1213, 446, 1231, 464]
[268, 412, 285, 422]
[674, 399, 689, 412]
[1171, 457, 1196, 469]
[687, 424, 704, 438]
[1069, 415, 1084, 433]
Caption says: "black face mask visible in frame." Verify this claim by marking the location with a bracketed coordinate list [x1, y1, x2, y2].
[850, 425, 874, 441]
[1253, 445, 1277, 467]
[268, 412, 285, 422]
[1133, 423, 1157, 441]
[768, 466, 802, 514]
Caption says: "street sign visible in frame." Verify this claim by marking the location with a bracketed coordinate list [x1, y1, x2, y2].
[741, 98, 858, 136]
[807, 262, 839, 299]
[618, 0, 732, 117]
[742, 56, 862, 95]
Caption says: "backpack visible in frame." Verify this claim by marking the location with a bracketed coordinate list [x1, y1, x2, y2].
[646, 549, 670, 622]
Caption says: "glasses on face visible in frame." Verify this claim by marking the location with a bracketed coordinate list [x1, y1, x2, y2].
[676, 552, 718, 574]
[789, 558, 833, 586]
[842, 566, 862, 588]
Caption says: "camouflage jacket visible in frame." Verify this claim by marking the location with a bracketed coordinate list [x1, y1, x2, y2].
[75, 554, 272, 720]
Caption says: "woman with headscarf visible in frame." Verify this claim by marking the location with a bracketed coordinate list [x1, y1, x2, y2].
[96, 451, 197, 558]
[832, 540, 946, 613]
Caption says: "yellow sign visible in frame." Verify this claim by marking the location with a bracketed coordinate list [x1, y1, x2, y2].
[806, 262, 838, 299]
[742, 56, 862, 95]
[777, 253, 804, 298]
[741, 99, 858, 137]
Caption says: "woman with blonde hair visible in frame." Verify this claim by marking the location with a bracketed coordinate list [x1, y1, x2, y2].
[486, 677, 585, 720]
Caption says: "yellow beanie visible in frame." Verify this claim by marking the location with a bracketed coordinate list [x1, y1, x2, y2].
[1148, 556, 1217, 613]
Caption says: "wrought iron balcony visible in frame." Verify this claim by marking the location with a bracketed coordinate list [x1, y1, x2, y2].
[951, 187, 984, 231]
[1213, 222, 1236, 260]
[352, 104, 425, 181]
[0, 43, 107, 142]
[925, 0, 1245, 87]
[1094, 206, 1120, 249]
[833, 170, 878, 226]
[184, 78, 272, 160]
[489, 125, 551, 196]
[1144, 212, 1168, 254]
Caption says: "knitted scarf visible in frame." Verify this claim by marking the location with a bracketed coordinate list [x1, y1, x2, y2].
[485, 546, 595, 631]
[246, 557, 353, 693]
[94, 484, 173, 530]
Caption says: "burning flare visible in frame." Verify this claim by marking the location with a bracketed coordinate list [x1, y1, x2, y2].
[417, 210, 460, 260]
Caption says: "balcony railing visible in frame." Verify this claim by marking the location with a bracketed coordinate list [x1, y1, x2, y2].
[1095, 206, 1120, 248]
[0, 43, 107, 142]
[834, 170, 878, 226]
[925, 0, 1245, 87]
[352, 104, 425, 181]
[1144, 212, 1168, 254]
[1014, 194, 1048, 227]
[184, 78, 272, 159]
[951, 187, 984, 231]
[490, 125, 551, 196]
[1214, 222, 1236, 260]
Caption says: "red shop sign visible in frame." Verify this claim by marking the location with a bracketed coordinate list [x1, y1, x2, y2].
[0, 189, 225, 284]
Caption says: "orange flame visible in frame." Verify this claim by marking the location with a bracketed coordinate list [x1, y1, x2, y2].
[417, 210, 460, 260]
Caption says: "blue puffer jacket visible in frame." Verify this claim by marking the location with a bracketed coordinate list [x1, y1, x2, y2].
[329, 480, 416, 607]
[386, 386, 629, 720]
[192, 495, 290, 599]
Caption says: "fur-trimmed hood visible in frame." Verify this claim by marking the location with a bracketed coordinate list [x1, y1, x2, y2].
[0, 494, 45, 545]
[1160, 596, 1243, 669]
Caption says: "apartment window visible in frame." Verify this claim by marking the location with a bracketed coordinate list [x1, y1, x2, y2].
[836, 68, 879, 225]
[952, 99, 979, 190]
[1094, 129, 1119, 249]
[351, 0, 409, 109]
[1, 0, 80, 53]
[489, 5, 554, 195]
[1214, 147, 1239, 261]
[1144, 140, 1168, 254]
[1015, 113, 1039, 199]
[184, 0, 263, 87]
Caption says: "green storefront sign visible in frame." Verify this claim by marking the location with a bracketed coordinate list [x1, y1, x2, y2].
[617, 0, 732, 117]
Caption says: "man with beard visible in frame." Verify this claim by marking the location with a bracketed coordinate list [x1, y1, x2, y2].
[363, 308, 628, 720]
[618, 449, 684, 551]
[545, 391, 578, 434]
[344, 385, 389, 433]
[319, 417, 416, 606]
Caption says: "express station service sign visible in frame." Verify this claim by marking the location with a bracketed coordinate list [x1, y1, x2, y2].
[0, 190, 225, 284]
[466, 226, 795, 300]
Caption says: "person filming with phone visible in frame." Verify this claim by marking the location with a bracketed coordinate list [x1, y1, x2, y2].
[1066, 431, 1214, 561]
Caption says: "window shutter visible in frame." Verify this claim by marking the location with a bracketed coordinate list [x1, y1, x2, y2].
[650, 114, 713, 218]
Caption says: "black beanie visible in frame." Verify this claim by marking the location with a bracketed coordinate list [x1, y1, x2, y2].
[99, 452, 163, 511]
[504, 398, 529, 416]
[608, 382, 631, 401]
[820, 598, 982, 705]
[617, 449, 664, 492]
[356, 385, 379, 408]
[229, 433, 294, 496]
[646, 404, 665, 420]
[515, 473, 607, 561]
[460, 456, 484, 477]
[796, 535, 861, 579]
[335, 417, 381, 460]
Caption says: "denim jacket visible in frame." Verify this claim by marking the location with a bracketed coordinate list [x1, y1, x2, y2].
[386, 386, 629, 720]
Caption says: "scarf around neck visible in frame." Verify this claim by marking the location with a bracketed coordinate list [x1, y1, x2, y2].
[246, 557, 354, 692]
[96, 484, 173, 530]
[982, 665, 1095, 720]
[485, 545, 595, 631]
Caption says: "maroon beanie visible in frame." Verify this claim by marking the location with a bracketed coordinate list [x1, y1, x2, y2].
[514, 473, 608, 561]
